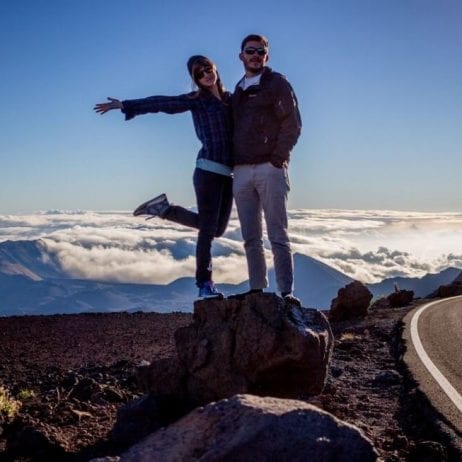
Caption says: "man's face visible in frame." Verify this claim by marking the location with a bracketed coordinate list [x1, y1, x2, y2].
[239, 40, 269, 75]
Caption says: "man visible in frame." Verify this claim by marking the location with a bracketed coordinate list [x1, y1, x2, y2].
[230, 34, 302, 305]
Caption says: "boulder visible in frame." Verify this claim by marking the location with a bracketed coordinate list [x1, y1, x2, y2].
[371, 297, 391, 310]
[329, 281, 373, 321]
[408, 440, 448, 462]
[116, 294, 334, 449]
[437, 284, 462, 298]
[435, 280, 462, 298]
[116, 359, 192, 446]
[387, 289, 414, 307]
[112, 394, 378, 462]
[137, 357, 187, 401]
[139, 293, 333, 406]
[111, 395, 164, 447]
[4, 424, 66, 461]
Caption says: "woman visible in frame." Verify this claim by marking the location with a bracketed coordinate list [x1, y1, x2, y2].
[94, 55, 233, 299]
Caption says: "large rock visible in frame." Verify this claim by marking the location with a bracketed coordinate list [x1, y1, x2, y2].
[387, 288, 414, 307]
[434, 272, 462, 298]
[111, 394, 378, 462]
[329, 280, 373, 322]
[111, 395, 163, 447]
[139, 293, 333, 406]
[370, 296, 391, 310]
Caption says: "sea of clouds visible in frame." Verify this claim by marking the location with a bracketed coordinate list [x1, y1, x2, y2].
[1, 209, 462, 284]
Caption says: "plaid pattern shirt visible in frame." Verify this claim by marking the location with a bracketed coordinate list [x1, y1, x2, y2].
[122, 91, 233, 167]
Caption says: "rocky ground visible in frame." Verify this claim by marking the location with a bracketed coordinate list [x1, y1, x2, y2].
[0, 301, 459, 461]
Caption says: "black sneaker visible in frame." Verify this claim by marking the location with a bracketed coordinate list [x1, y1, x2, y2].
[282, 293, 301, 307]
[228, 289, 263, 300]
[133, 193, 170, 218]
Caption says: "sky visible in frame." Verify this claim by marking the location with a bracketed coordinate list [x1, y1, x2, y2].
[2, 210, 462, 285]
[1, 1, 461, 214]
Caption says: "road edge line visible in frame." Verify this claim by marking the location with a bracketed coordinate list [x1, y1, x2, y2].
[410, 297, 462, 413]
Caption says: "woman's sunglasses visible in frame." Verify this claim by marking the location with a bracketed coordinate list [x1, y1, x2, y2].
[244, 47, 267, 56]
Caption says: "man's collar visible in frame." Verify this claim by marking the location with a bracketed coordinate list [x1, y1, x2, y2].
[239, 67, 271, 86]
[244, 66, 271, 79]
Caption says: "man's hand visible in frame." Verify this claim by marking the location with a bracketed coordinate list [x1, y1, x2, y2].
[93, 97, 123, 114]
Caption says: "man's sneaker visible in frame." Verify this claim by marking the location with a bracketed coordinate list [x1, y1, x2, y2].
[227, 289, 263, 300]
[198, 281, 224, 300]
[282, 292, 301, 307]
[133, 193, 170, 218]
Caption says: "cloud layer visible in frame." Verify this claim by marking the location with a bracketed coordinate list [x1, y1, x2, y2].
[1, 209, 461, 284]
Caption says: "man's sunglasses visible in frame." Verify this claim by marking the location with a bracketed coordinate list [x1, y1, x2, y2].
[194, 66, 214, 80]
[244, 47, 267, 56]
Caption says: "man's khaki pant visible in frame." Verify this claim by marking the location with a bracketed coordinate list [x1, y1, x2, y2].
[233, 162, 293, 294]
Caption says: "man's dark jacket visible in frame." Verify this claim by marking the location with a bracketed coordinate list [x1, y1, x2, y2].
[231, 67, 302, 167]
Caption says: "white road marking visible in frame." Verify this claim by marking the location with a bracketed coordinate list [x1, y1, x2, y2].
[410, 297, 462, 413]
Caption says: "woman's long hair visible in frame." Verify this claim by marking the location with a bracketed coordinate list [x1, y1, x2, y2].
[190, 57, 226, 99]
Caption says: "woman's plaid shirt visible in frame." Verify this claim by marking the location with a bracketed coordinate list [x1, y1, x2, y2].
[122, 91, 233, 167]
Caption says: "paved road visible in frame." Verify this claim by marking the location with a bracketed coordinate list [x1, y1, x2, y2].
[403, 296, 462, 434]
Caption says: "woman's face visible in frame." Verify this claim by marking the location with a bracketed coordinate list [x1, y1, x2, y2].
[194, 64, 217, 89]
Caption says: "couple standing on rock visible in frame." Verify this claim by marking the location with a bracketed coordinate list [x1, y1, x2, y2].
[94, 33, 302, 305]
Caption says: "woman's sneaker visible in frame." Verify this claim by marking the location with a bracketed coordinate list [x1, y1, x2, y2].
[133, 193, 170, 218]
[198, 281, 224, 300]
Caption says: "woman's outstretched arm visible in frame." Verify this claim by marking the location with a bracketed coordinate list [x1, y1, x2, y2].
[93, 97, 123, 115]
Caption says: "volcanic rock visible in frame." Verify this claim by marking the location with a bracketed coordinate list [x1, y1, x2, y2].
[107, 394, 378, 462]
[434, 271, 462, 298]
[371, 297, 391, 310]
[408, 440, 448, 462]
[387, 289, 414, 307]
[138, 293, 334, 408]
[111, 395, 163, 447]
[329, 281, 373, 321]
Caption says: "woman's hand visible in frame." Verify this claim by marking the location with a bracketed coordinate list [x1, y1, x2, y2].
[93, 97, 123, 114]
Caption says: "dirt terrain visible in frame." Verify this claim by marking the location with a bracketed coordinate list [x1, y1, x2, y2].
[0, 302, 458, 461]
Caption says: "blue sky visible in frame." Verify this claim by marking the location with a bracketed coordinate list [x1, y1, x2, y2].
[1, 0, 461, 214]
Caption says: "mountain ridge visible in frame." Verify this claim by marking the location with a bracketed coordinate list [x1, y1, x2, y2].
[0, 239, 460, 316]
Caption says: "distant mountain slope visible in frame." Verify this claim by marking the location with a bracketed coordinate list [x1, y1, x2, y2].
[0, 241, 355, 314]
[0, 240, 460, 316]
[0, 239, 64, 280]
[0, 275, 194, 316]
[367, 267, 462, 298]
